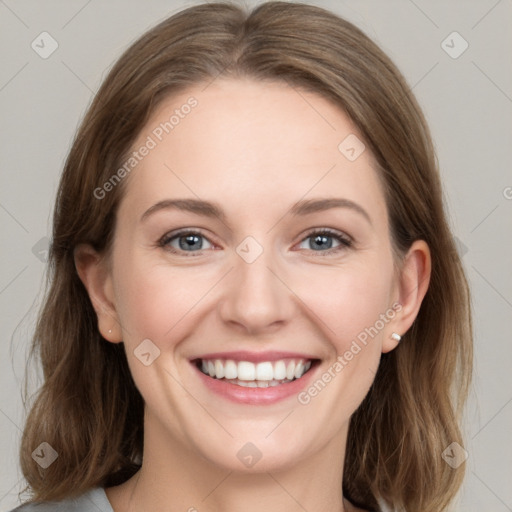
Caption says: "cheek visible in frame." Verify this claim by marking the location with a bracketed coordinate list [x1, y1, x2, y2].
[112, 251, 216, 346]
[297, 257, 394, 346]
[111, 254, 216, 405]
[294, 265, 393, 420]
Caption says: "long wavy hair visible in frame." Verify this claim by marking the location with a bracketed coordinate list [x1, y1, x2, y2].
[18, 2, 473, 511]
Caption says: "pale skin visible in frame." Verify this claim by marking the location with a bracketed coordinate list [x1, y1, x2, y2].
[75, 78, 431, 512]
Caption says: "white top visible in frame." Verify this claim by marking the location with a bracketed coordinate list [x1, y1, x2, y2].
[10, 487, 113, 512]
[11, 486, 391, 511]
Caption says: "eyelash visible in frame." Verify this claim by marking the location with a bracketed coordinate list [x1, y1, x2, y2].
[158, 228, 353, 257]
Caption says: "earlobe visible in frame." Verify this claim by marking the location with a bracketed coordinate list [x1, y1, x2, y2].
[382, 240, 431, 353]
[74, 243, 122, 343]
[382, 331, 402, 354]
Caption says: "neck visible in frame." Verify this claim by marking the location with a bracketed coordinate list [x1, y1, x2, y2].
[106, 411, 351, 512]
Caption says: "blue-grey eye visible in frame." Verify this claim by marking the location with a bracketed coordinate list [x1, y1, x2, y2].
[163, 231, 213, 252]
[298, 229, 351, 252]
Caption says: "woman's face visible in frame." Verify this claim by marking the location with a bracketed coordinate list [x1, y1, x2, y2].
[99, 78, 407, 472]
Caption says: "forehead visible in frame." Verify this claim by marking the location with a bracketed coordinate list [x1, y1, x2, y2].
[119, 78, 387, 224]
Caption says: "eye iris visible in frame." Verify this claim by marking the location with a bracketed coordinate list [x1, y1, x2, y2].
[179, 234, 202, 250]
[311, 234, 333, 250]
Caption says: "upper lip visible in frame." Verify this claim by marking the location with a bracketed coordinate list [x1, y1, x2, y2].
[191, 350, 319, 363]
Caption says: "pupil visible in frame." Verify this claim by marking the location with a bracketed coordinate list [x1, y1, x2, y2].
[312, 234, 332, 250]
[180, 234, 201, 250]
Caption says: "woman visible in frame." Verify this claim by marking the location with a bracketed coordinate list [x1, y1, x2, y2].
[12, 2, 472, 511]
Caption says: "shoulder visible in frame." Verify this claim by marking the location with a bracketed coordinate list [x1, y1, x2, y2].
[9, 487, 113, 512]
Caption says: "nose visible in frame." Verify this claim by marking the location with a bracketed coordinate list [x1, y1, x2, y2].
[218, 242, 295, 335]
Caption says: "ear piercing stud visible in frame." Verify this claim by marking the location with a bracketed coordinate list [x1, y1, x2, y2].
[391, 332, 401, 342]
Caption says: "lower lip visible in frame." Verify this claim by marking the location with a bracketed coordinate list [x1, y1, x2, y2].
[193, 363, 317, 405]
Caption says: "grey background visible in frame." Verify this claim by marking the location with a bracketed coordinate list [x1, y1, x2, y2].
[1, 0, 511, 510]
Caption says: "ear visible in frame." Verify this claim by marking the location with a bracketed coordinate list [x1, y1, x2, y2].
[382, 239, 431, 353]
[74, 243, 122, 343]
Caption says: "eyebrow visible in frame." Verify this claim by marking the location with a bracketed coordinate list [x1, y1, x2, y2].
[141, 199, 228, 223]
[140, 197, 372, 225]
[289, 198, 372, 225]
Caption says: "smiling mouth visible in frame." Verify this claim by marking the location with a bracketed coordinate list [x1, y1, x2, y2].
[194, 357, 316, 388]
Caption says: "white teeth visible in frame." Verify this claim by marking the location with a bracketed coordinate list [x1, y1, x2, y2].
[255, 362, 274, 381]
[214, 360, 224, 379]
[286, 361, 295, 380]
[224, 359, 237, 379]
[198, 357, 313, 383]
[229, 378, 293, 388]
[238, 361, 256, 381]
[294, 360, 305, 379]
[274, 360, 287, 380]
[207, 360, 215, 377]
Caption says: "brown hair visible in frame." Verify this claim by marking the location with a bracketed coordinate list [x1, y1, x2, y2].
[19, 2, 472, 511]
